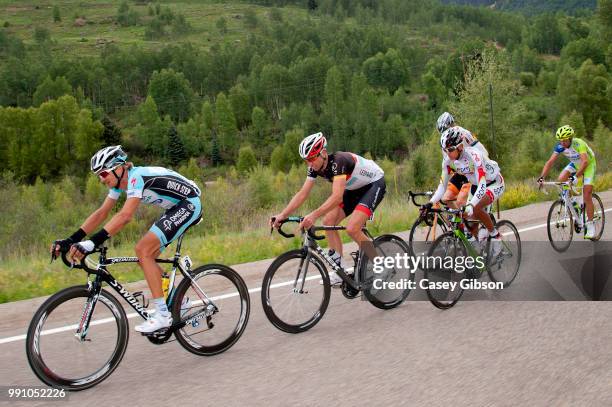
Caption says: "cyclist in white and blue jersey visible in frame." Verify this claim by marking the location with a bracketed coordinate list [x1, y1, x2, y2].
[51, 146, 202, 333]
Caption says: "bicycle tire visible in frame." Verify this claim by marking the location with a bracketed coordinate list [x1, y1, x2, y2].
[408, 215, 448, 258]
[362, 234, 413, 310]
[486, 220, 522, 286]
[26, 285, 129, 391]
[547, 199, 573, 252]
[172, 264, 250, 356]
[590, 193, 606, 241]
[261, 249, 330, 333]
[424, 232, 466, 309]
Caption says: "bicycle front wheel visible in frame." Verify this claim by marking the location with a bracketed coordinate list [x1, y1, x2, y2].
[486, 220, 521, 286]
[408, 214, 448, 258]
[26, 285, 129, 391]
[172, 264, 250, 356]
[261, 249, 330, 333]
[424, 232, 466, 309]
[547, 199, 573, 252]
[590, 193, 606, 241]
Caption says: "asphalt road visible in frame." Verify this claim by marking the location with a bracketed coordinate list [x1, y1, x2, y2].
[1, 191, 611, 407]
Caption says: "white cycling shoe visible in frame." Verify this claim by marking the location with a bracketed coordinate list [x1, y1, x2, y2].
[135, 313, 172, 333]
[584, 221, 595, 239]
[489, 234, 503, 258]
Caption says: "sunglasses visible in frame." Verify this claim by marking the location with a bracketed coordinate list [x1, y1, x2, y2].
[97, 165, 121, 179]
[444, 146, 459, 153]
[305, 154, 320, 164]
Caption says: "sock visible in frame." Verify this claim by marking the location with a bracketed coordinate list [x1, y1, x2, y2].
[153, 297, 169, 317]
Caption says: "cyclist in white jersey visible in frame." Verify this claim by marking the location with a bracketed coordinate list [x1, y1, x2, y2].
[428, 128, 505, 253]
[270, 132, 385, 285]
[436, 112, 489, 208]
[51, 146, 202, 333]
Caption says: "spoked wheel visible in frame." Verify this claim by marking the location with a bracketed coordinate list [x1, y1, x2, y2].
[589, 193, 606, 241]
[26, 286, 129, 391]
[424, 232, 466, 309]
[172, 264, 250, 356]
[547, 199, 574, 252]
[408, 213, 448, 258]
[261, 249, 330, 333]
[361, 234, 413, 310]
[485, 220, 521, 287]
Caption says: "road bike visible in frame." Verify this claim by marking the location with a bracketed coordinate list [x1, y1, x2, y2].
[421, 204, 521, 309]
[407, 191, 451, 257]
[26, 231, 250, 391]
[540, 180, 605, 252]
[261, 217, 411, 333]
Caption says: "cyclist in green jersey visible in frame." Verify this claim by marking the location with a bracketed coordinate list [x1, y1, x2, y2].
[538, 125, 597, 239]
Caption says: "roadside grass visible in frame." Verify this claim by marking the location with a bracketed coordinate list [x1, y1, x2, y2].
[2, 173, 610, 303]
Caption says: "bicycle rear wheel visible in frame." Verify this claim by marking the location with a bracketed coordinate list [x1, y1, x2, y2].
[424, 232, 466, 309]
[362, 234, 413, 310]
[589, 193, 605, 241]
[261, 249, 330, 333]
[172, 264, 250, 356]
[486, 220, 521, 286]
[547, 199, 573, 252]
[26, 286, 129, 391]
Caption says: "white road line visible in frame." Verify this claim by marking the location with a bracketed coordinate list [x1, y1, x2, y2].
[2, 207, 611, 345]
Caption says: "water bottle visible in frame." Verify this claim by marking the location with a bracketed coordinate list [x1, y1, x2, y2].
[161, 272, 170, 300]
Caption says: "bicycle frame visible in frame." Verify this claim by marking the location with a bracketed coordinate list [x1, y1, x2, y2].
[542, 181, 584, 226]
[66, 234, 217, 341]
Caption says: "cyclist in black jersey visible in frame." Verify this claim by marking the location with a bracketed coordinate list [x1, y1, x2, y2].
[270, 132, 385, 285]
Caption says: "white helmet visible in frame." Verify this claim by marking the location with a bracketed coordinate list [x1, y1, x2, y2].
[436, 112, 455, 134]
[440, 128, 463, 150]
[299, 132, 327, 159]
[90, 145, 127, 174]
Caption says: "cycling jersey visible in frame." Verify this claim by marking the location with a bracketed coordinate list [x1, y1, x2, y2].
[108, 167, 201, 209]
[107, 166, 202, 249]
[443, 126, 489, 160]
[306, 152, 384, 190]
[553, 138, 595, 165]
[431, 147, 502, 207]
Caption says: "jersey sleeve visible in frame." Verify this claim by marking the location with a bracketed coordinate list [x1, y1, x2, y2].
[331, 153, 353, 178]
[553, 143, 564, 155]
[107, 188, 122, 200]
[126, 169, 144, 199]
[306, 166, 317, 181]
[430, 159, 451, 204]
[573, 139, 587, 154]
[468, 151, 487, 208]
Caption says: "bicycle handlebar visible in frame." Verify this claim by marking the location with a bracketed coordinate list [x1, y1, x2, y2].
[271, 216, 325, 241]
[408, 190, 433, 207]
[52, 246, 101, 274]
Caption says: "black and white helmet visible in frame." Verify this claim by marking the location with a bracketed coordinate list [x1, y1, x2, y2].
[436, 112, 455, 134]
[90, 145, 127, 174]
[440, 128, 462, 150]
[298, 132, 327, 159]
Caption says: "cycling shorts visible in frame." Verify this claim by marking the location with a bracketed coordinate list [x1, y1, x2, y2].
[469, 175, 505, 205]
[563, 161, 596, 186]
[340, 178, 386, 218]
[149, 197, 202, 251]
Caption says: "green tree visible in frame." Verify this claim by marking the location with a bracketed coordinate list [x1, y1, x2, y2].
[167, 123, 187, 166]
[236, 145, 257, 174]
[148, 68, 194, 122]
[101, 116, 122, 145]
[527, 13, 565, 54]
[251, 106, 267, 140]
[33, 27, 50, 44]
[559, 111, 587, 138]
[52, 5, 61, 22]
[229, 84, 251, 129]
[32, 76, 72, 106]
[362, 49, 409, 93]
[117, 1, 140, 27]
[215, 93, 238, 158]
[244, 9, 258, 29]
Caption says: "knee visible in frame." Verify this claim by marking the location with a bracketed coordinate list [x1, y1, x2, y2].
[345, 222, 361, 238]
[323, 211, 338, 226]
[135, 240, 155, 258]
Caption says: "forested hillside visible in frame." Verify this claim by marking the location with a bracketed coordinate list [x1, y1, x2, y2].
[442, 0, 597, 14]
[0, 0, 611, 288]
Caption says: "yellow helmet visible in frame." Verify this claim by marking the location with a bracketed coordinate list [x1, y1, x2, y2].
[555, 125, 574, 140]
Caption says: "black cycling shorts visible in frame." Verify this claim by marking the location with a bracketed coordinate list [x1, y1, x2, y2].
[340, 178, 386, 218]
[449, 173, 469, 191]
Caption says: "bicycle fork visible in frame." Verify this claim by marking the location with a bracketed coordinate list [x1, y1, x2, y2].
[75, 278, 102, 342]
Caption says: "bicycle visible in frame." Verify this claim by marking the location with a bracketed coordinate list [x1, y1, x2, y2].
[540, 181, 605, 252]
[421, 204, 521, 309]
[26, 232, 250, 391]
[261, 217, 411, 333]
[407, 191, 451, 257]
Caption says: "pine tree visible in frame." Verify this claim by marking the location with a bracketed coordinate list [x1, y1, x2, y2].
[101, 116, 122, 145]
[53, 5, 61, 22]
[167, 123, 187, 166]
[308, 0, 318, 12]
[211, 134, 221, 166]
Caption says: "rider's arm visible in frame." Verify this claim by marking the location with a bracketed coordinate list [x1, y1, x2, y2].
[311, 175, 346, 218]
[278, 179, 315, 219]
[102, 197, 141, 236]
[468, 165, 487, 208]
[540, 150, 560, 179]
[430, 163, 451, 204]
[575, 152, 589, 177]
[79, 196, 118, 234]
